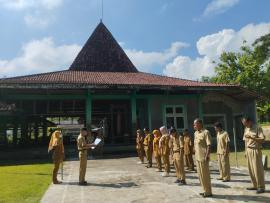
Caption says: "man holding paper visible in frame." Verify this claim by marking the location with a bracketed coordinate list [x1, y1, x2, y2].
[77, 127, 97, 185]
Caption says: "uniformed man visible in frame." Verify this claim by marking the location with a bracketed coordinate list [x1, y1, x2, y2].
[194, 118, 212, 198]
[183, 129, 195, 171]
[159, 126, 171, 177]
[242, 117, 265, 194]
[143, 127, 153, 168]
[214, 122, 231, 182]
[170, 127, 186, 185]
[153, 129, 162, 172]
[77, 127, 96, 185]
[48, 130, 65, 184]
[136, 129, 145, 164]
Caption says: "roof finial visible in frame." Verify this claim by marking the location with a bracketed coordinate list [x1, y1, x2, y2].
[100, 0, 104, 22]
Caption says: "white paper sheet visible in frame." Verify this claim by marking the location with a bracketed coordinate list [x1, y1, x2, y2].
[91, 138, 102, 149]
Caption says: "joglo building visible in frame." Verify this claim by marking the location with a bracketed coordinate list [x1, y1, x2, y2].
[0, 22, 257, 148]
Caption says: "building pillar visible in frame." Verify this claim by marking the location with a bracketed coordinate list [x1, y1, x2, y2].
[131, 92, 137, 136]
[13, 124, 18, 146]
[85, 90, 92, 130]
[42, 121, 47, 144]
[147, 97, 152, 131]
[34, 121, 39, 144]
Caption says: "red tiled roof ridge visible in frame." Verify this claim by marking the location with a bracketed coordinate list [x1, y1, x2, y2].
[137, 71, 239, 87]
[0, 69, 237, 87]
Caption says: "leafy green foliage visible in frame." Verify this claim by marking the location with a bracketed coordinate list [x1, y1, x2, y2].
[203, 33, 270, 120]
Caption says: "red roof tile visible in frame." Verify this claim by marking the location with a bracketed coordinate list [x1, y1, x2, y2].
[0, 70, 237, 88]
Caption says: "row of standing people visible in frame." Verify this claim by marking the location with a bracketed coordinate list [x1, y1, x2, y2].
[136, 117, 266, 198]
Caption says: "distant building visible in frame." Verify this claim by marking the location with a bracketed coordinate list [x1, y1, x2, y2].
[0, 22, 257, 147]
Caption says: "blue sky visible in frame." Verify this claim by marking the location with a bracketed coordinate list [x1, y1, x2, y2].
[0, 0, 270, 80]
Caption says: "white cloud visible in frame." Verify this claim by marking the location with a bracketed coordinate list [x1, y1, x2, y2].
[164, 56, 215, 81]
[0, 0, 63, 28]
[163, 22, 270, 80]
[24, 14, 53, 28]
[125, 42, 189, 72]
[0, 38, 81, 77]
[203, 0, 240, 16]
[197, 23, 270, 57]
[0, 0, 63, 10]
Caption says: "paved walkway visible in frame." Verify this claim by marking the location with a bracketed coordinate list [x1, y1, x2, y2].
[41, 157, 270, 203]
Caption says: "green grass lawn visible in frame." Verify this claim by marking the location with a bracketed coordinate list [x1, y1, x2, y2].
[0, 162, 52, 203]
[211, 149, 270, 170]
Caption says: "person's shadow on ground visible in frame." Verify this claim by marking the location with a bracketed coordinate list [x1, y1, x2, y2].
[61, 181, 138, 188]
[212, 193, 270, 202]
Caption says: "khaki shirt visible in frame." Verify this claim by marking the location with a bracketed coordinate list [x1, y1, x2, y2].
[172, 134, 184, 152]
[153, 136, 161, 156]
[243, 125, 265, 149]
[159, 134, 171, 155]
[143, 133, 153, 148]
[194, 129, 211, 162]
[217, 130, 230, 154]
[77, 134, 87, 151]
[183, 135, 193, 155]
[136, 135, 144, 149]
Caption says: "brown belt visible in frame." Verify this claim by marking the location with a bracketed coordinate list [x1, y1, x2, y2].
[247, 146, 259, 150]
[173, 150, 180, 153]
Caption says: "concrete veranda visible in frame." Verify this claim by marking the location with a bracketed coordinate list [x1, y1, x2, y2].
[41, 156, 270, 203]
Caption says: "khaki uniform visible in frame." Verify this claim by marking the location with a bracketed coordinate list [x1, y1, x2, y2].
[183, 135, 194, 170]
[194, 129, 212, 195]
[153, 135, 162, 170]
[243, 125, 265, 189]
[77, 134, 88, 183]
[48, 131, 64, 184]
[217, 130, 230, 181]
[159, 134, 171, 173]
[136, 134, 145, 163]
[172, 134, 185, 181]
[144, 133, 153, 167]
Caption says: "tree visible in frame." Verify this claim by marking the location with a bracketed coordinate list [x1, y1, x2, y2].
[203, 33, 270, 121]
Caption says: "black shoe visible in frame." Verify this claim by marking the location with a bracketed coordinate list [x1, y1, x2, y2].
[222, 180, 230, 182]
[174, 179, 181, 183]
[79, 182, 87, 186]
[179, 180, 187, 185]
[146, 165, 152, 168]
[216, 178, 223, 180]
[203, 193, 213, 198]
[246, 187, 257, 190]
[199, 193, 204, 196]
[256, 189, 265, 194]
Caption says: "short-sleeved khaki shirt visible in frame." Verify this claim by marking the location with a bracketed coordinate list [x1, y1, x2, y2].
[194, 129, 211, 162]
[77, 134, 87, 151]
[183, 135, 193, 155]
[143, 133, 153, 147]
[172, 134, 184, 152]
[243, 125, 265, 149]
[159, 134, 171, 155]
[217, 130, 230, 154]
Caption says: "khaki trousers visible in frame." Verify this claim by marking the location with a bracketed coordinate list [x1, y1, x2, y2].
[137, 147, 144, 163]
[162, 154, 170, 173]
[185, 154, 194, 170]
[154, 154, 162, 170]
[144, 147, 152, 166]
[173, 152, 185, 180]
[79, 151, 87, 183]
[53, 160, 61, 183]
[217, 154, 230, 181]
[246, 148, 265, 189]
[197, 160, 212, 195]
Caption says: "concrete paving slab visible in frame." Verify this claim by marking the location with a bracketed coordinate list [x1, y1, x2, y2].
[41, 157, 270, 203]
